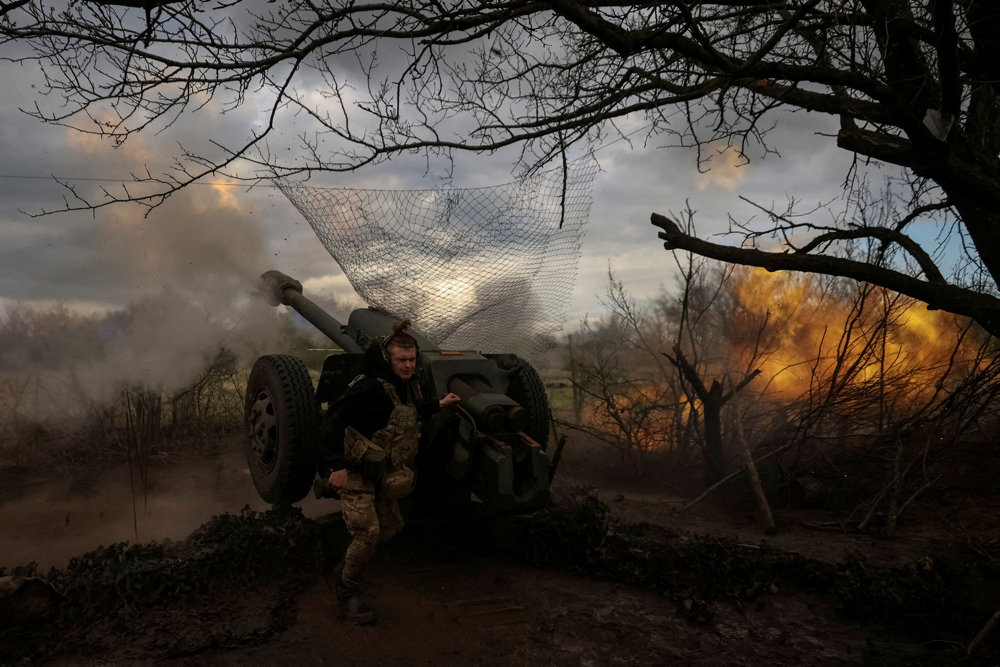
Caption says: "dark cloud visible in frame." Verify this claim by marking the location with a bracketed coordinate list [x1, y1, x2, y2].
[1, 40, 856, 337]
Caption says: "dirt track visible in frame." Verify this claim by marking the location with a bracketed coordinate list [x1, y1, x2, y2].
[7, 515, 941, 666]
[2, 436, 999, 665]
[164, 542, 901, 666]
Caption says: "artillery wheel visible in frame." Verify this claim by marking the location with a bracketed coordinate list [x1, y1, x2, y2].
[490, 354, 551, 449]
[244, 354, 318, 504]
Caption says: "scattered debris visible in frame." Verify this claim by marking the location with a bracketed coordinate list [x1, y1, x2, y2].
[0, 496, 997, 664]
[0, 505, 339, 663]
[0, 576, 64, 626]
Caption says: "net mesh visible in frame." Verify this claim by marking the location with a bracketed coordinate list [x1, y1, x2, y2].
[277, 157, 598, 360]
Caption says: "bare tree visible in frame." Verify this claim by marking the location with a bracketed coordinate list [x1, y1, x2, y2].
[570, 244, 1000, 533]
[572, 246, 770, 485]
[168, 347, 245, 438]
[570, 291, 682, 475]
[666, 345, 761, 485]
[3, 1, 1000, 334]
[662, 212, 769, 487]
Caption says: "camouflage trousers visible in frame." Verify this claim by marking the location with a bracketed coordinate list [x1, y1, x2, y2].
[339, 479, 405, 591]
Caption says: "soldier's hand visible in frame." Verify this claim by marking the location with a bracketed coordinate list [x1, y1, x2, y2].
[328, 468, 348, 490]
[439, 392, 461, 409]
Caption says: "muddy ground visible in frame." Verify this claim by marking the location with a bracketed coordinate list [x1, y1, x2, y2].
[1, 434, 998, 666]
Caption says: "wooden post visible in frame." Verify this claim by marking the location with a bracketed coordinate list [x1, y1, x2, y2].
[969, 610, 1000, 655]
[567, 334, 583, 424]
[735, 416, 775, 532]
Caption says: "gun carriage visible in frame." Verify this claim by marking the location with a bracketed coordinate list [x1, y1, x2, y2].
[243, 270, 554, 517]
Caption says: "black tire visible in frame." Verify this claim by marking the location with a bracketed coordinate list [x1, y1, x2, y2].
[491, 354, 551, 448]
[244, 354, 318, 504]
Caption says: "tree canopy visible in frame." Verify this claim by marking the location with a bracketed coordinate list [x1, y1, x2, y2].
[3, 0, 1000, 335]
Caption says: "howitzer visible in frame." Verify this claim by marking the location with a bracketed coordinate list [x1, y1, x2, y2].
[244, 270, 555, 516]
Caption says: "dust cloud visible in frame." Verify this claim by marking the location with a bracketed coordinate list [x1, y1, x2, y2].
[0, 440, 338, 570]
[0, 187, 292, 420]
[0, 184, 341, 569]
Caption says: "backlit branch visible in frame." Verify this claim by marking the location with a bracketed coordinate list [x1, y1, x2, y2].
[651, 212, 1000, 339]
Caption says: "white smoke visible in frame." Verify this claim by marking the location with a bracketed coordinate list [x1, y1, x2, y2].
[0, 184, 296, 421]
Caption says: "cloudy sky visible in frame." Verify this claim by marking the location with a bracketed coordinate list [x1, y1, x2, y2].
[0, 32, 855, 357]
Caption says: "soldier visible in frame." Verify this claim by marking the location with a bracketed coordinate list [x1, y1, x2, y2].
[321, 319, 460, 624]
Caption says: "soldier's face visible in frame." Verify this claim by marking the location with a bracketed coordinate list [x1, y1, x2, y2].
[388, 344, 417, 380]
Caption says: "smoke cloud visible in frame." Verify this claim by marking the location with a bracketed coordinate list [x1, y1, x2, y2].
[0, 181, 297, 421]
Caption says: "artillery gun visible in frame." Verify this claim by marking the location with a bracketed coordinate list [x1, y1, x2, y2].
[243, 270, 555, 517]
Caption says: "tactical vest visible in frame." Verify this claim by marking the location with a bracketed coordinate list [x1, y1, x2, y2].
[343, 376, 421, 499]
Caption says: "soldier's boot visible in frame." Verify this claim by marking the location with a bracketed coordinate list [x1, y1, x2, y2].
[336, 578, 376, 625]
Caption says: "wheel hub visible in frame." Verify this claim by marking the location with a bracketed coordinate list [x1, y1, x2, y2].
[248, 389, 278, 470]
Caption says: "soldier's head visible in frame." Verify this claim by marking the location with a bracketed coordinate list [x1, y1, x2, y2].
[384, 319, 418, 381]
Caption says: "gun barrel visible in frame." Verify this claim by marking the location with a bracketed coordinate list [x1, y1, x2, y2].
[259, 270, 364, 353]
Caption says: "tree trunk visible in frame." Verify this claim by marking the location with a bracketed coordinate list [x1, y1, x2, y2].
[950, 200, 1000, 293]
[702, 381, 725, 486]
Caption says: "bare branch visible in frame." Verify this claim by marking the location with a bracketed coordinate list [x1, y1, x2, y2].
[3, 0, 1000, 333]
[652, 212, 1000, 338]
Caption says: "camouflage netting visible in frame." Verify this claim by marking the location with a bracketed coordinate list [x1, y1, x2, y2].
[277, 157, 599, 359]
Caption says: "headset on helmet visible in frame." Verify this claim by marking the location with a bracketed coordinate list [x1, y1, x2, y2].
[380, 319, 421, 365]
